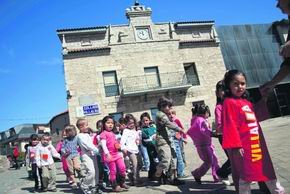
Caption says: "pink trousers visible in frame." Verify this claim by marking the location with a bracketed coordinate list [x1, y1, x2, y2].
[61, 156, 70, 178]
[192, 145, 219, 181]
[107, 157, 126, 182]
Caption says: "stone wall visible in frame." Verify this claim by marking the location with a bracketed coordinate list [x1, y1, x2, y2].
[59, 4, 226, 129]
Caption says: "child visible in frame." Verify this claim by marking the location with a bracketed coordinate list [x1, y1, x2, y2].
[167, 108, 186, 178]
[95, 120, 109, 189]
[140, 112, 159, 180]
[56, 131, 71, 184]
[118, 117, 131, 173]
[35, 133, 61, 192]
[187, 104, 220, 184]
[154, 97, 185, 185]
[214, 80, 231, 186]
[61, 125, 83, 188]
[120, 114, 143, 186]
[100, 116, 129, 192]
[76, 119, 102, 194]
[222, 70, 285, 193]
[26, 134, 43, 191]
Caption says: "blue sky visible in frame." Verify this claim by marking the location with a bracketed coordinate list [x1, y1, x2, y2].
[0, 0, 285, 131]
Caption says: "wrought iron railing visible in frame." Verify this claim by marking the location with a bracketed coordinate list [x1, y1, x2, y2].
[119, 72, 193, 95]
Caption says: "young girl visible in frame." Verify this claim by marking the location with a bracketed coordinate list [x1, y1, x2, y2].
[100, 116, 129, 192]
[222, 69, 285, 193]
[26, 134, 43, 191]
[187, 104, 220, 184]
[140, 112, 158, 180]
[56, 131, 71, 185]
[61, 125, 83, 189]
[120, 114, 142, 186]
[214, 80, 231, 185]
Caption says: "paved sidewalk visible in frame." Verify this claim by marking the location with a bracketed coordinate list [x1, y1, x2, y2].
[4, 116, 290, 194]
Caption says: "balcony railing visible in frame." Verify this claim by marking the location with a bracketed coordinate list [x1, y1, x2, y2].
[119, 72, 192, 96]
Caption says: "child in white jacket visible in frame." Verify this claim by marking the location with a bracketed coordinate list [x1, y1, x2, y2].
[120, 114, 142, 185]
[76, 119, 102, 194]
[35, 133, 60, 192]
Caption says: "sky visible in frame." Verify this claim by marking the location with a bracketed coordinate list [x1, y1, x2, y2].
[0, 0, 286, 132]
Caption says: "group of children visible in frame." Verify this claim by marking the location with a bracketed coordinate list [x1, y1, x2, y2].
[25, 69, 286, 194]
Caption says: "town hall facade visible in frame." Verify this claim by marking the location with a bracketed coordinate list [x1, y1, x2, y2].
[57, 2, 226, 129]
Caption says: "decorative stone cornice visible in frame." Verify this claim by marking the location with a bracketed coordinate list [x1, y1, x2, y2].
[57, 26, 107, 35]
[63, 46, 111, 55]
[175, 20, 215, 28]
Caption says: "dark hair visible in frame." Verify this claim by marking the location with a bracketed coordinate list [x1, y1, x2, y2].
[41, 132, 50, 139]
[118, 117, 126, 125]
[215, 80, 225, 105]
[96, 120, 103, 130]
[157, 96, 173, 110]
[30, 134, 38, 141]
[140, 112, 151, 121]
[64, 125, 77, 134]
[191, 106, 197, 115]
[124, 114, 137, 126]
[101, 115, 116, 132]
[194, 104, 210, 116]
[223, 69, 249, 99]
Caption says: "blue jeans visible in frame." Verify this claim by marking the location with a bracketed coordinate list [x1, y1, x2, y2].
[139, 144, 150, 171]
[174, 140, 185, 176]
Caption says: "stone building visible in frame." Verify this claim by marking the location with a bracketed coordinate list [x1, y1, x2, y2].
[57, 2, 226, 129]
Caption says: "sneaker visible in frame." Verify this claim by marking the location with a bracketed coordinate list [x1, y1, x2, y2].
[191, 171, 202, 184]
[172, 178, 185, 185]
[71, 183, 78, 189]
[221, 179, 231, 186]
[177, 174, 189, 179]
[194, 177, 202, 184]
[120, 183, 130, 190]
[47, 188, 57, 192]
[112, 185, 122, 192]
[153, 158, 159, 163]
[92, 187, 103, 194]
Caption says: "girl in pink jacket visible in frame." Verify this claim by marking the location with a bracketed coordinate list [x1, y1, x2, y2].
[187, 104, 220, 184]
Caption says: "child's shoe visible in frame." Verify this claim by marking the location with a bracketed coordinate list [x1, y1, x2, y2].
[71, 182, 78, 189]
[111, 181, 123, 192]
[191, 171, 202, 184]
[47, 188, 57, 192]
[92, 186, 103, 194]
[120, 183, 130, 190]
[172, 178, 185, 185]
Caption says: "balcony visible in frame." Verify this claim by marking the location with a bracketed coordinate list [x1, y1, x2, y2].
[119, 72, 192, 97]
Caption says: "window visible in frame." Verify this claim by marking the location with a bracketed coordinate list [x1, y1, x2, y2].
[109, 112, 123, 122]
[103, 71, 119, 97]
[184, 63, 200, 86]
[192, 100, 205, 107]
[150, 107, 159, 122]
[144, 67, 161, 89]
[81, 38, 92, 46]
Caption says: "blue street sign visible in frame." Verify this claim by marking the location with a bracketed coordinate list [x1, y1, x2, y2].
[83, 104, 100, 115]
